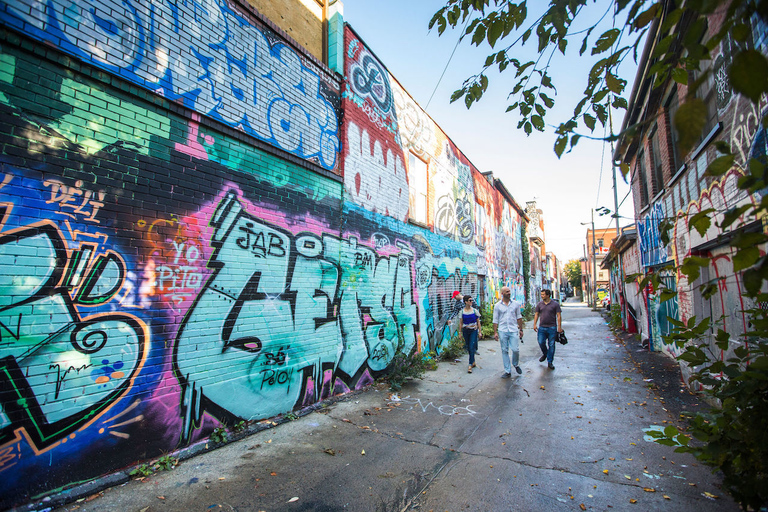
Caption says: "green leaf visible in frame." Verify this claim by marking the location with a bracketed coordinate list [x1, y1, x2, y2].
[522, 28, 532, 44]
[531, 115, 545, 131]
[583, 113, 596, 131]
[634, 3, 660, 29]
[540, 93, 554, 109]
[674, 99, 707, 156]
[619, 162, 630, 179]
[664, 425, 679, 437]
[450, 89, 465, 103]
[732, 232, 768, 249]
[487, 19, 504, 48]
[472, 23, 487, 46]
[652, 34, 675, 59]
[671, 67, 688, 85]
[579, 27, 593, 56]
[729, 50, 768, 103]
[660, 289, 677, 303]
[731, 23, 750, 42]
[733, 247, 760, 272]
[720, 205, 752, 229]
[612, 96, 628, 109]
[570, 134, 580, 148]
[743, 268, 762, 296]
[688, 209, 713, 236]
[606, 73, 626, 94]
[705, 155, 735, 177]
[554, 136, 567, 158]
[592, 29, 620, 55]
[428, 8, 446, 31]
[660, 8, 683, 32]
[558, 37, 567, 55]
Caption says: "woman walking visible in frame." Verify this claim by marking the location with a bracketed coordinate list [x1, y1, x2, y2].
[459, 295, 481, 373]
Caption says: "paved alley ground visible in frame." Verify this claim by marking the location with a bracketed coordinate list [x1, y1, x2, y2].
[42, 302, 737, 512]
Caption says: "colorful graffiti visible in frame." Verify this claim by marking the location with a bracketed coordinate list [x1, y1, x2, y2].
[170, 191, 419, 440]
[638, 202, 668, 268]
[0, 15, 532, 509]
[1, 0, 340, 170]
[0, 220, 148, 449]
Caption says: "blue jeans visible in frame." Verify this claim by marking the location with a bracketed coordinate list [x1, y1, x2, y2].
[463, 328, 478, 365]
[537, 326, 557, 364]
[498, 331, 519, 373]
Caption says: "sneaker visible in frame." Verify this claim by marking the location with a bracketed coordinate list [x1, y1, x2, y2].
[501, 372, 511, 379]
[472, 363, 477, 368]
[515, 366, 522, 375]
[468, 366, 473, 373]
[548, 363, 555, 370]
[539, 354, 547, 362]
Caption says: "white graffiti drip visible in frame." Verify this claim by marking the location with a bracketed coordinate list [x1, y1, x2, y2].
[345, 122, 409, 221]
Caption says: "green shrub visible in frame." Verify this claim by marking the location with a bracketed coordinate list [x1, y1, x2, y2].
[610, 303, 622, 330]
[422, 351, 439, 371]
[439, 332, 466, 361]
[385, 350, 428, 391]
[129, 464, 152, 478]
[210, 427, 227, 444]
[521, 303, 534, 322]
[479, 302, 495, 339]
[155, 455, 178, 471]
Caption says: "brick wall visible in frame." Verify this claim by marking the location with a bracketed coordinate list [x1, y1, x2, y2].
[0, 4, 531, 507]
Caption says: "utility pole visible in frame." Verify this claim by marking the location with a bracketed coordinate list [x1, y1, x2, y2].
[609, 102, 620, 236]
[581, 210, 598, 309]
[591, 209, 598, 310]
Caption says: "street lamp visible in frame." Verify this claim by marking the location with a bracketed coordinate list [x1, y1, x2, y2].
[581, 209, 598, 310]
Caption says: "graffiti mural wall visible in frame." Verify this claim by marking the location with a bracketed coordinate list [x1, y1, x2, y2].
[0, 10, 530, 508]
[0, 0, 341, 172]
[340, 26, 525, 311]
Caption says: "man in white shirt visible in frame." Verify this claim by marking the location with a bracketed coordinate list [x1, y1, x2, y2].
[493, 286, 524, 378]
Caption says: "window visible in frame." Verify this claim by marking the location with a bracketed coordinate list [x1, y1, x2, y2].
[665, 91, 683, 173]
[408, 153, 428, 225]
[636, 151, 650, 207]
[650, 126, 665, 195]
[695, 60, 719, 140]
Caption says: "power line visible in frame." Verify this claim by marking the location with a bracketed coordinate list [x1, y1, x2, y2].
[426, 16, 471, 110]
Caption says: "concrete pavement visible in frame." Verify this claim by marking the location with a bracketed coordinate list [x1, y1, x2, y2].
[39, 301, 736, 512]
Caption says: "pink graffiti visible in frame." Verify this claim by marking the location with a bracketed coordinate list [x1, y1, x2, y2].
[175, 113, 215, 160]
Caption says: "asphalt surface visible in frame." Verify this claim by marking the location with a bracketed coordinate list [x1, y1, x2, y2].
[35, 301, 736, 512]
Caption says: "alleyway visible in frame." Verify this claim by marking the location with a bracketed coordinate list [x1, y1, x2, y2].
[50, 302, 736, 512]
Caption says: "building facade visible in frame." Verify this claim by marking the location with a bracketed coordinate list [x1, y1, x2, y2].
[0, 0, 546, 506]
[612, 6, 768, 376]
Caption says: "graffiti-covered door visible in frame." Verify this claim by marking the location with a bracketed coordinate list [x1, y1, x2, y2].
[648, 268, 679, 352]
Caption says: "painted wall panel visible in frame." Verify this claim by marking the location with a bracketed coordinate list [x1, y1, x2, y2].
[0, 0, 341, 171]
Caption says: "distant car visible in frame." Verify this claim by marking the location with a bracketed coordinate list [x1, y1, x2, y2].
[601, 296, 611, 309]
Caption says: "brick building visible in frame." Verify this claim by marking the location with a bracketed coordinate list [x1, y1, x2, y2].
[611, 6, 768, 372]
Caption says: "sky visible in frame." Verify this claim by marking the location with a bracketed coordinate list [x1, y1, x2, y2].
[340, 0, 641, 262]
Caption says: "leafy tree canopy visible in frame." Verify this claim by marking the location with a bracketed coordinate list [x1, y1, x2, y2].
[563, 259, 583, 289]
[429, 0, 768, 163]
